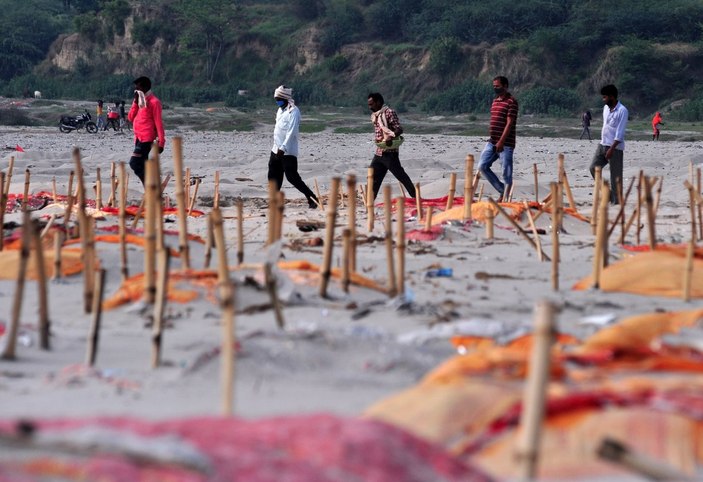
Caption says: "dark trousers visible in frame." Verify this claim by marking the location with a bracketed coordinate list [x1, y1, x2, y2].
[267, 153, 316, 200]
[370, 151, 416, 199]
[129, 140, 155, 184]
[589, 144, 623, 204]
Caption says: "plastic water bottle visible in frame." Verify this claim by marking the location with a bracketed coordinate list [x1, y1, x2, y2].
[425, 268, 453, 278]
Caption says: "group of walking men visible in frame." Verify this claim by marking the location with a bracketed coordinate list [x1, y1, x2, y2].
[123, 75, 630, 208]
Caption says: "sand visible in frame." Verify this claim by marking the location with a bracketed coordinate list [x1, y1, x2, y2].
[0, 118, 701, 424]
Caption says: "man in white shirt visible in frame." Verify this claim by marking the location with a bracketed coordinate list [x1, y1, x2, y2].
[589, 84, 628, 204]
[268, 85, 318, 208]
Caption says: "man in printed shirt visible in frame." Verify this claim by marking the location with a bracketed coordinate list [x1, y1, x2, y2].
[590, 84, 628, 204]
[127, 76, 165, 185]
[268, 85, 318, 209]
[367, 92, 416, 200]
[478, 76, 518, 200]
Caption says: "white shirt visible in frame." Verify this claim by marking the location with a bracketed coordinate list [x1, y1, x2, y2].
[271, 104, 300, 157]
[600, 101, 628, 150]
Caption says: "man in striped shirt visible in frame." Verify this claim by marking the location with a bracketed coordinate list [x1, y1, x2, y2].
[478, 76, 518, 200]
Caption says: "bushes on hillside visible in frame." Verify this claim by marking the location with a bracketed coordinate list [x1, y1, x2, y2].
[520, 87, 580, 116]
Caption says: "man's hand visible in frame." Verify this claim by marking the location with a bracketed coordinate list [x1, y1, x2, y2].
[495, 140, 505, 153]
[158, 146, 164, 154]
[605, 147, 614, 160]
[134, 91, 140, 104]
[276, 149, 284, 160]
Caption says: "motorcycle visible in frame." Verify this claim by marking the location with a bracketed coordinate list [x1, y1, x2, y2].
[59, 110, 98, 133]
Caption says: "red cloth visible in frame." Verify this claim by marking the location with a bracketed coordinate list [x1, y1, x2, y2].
[128, 92, 166, 148]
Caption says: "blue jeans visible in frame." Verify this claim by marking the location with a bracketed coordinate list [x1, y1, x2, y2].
[478, 142, 513, 196]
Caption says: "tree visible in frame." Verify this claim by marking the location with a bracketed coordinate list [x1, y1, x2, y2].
[173, 0, 238, 83]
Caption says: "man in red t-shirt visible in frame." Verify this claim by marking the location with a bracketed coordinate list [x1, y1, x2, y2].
[127, 76, 165, 184]
[477, 76, 518, 200]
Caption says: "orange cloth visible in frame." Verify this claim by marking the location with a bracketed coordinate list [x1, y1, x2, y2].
[0, 247, 84, 279]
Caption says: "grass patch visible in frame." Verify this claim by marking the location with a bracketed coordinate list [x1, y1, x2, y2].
[300, 122, 326, 133]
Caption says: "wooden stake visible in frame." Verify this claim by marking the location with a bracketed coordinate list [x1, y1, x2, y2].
[276, 191, 285, 241]
[607, 176, 635, 242]
[446, 172, 457, 210]
[463, 154, 474, 221]
[0, 172, 5, 252]
[487, 197, 551, 262]
[172, 137, 190, 270]
[22, 168, 30, 212]
[653, 176, 664, 219]
[636, 170, 644, 245]
[477, 183, 484, 202]
[524, 202, 544, 262]
[1, 210, 30, 360]
[267, 180, 276, 246]
[697, 168, 702, 241]
[118, 163, 129, 282]
[52, 176, 58, 204]
[319, 177, 341, 298]
[397, 181, 407, 199]
[4, 156, 14, 198]
[211, 208, 236, 415]
[187, 178, 200, 216]
[74, 149, 94, 314]
[485, 208, 494, 240]
[395, 197, 405, 296]
[151, 249, 171, 368]
[366, 168, 374, 232]
[593, 182, 610, 289]
[108, 162, 116, 207]
[264, 262, 285, 329]
[204, 214, 213, 269]
[644, 176, 656, 250]
[236, 199, 244, 265]
[533, 163, 539, 203]
[591, 166, 601, 234]
[85, 268, 106, 367]
[143, 155, 158, 304]
[214, 170, 220, 209]
[53, 230, 63, 281]
[383, 185, 397, 297]
[597, 438, 695, 481]
[684, 183, 697, 302]
[424, 206, 433, 232]
[95, 167, 103, 211]
[184, 167, 191, 204]
[414, 182, 422, 224]
[314, 178, 325, 212]
[342, 228, 351, 293]
[514, 300, 555, 481]
[346, 174, 357, 272]
[30, 219, 50, 350]
[550, 183, 559, 291]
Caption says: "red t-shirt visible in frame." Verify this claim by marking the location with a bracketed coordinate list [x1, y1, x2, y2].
[489, 93, 518, 148]
[128, 92, 166, 148]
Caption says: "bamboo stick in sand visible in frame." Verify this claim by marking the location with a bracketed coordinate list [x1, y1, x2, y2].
[320, 177, 341, 298]
[1, 210, 31, 360]
[383, 185, 397, 297]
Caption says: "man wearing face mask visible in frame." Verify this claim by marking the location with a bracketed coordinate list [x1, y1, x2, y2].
[589, 84, 628, 204]
[478, 76, 518, 201]
[268, 85, 319, 209]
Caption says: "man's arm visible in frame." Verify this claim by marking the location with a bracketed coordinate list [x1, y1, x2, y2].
[152, 99, 166, 150]
[495, 116, 514, 152]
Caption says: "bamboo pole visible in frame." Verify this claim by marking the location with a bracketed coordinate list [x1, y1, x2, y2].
[463, 154, 474, 221]
[697, 168, 702, 241]
[366, 168, 374, 232]
[487, 197, 551, 262]
[319, 177, 341, 298]
[53, 230, 63, 281]
[143, 155, 158, 304]
[40, 214, 55, 239]
[264, 262, 285, 329]
[95, 167, 103, 211]
[314, 178, 325, 212]
[204, 214, 213, 269]
[346, 174, 357, 272]
[533, 163, 539, 203]
[0, 172, 5, 252]
[4, 156, 14, 198]
[30, 219, 50, 350]
[644, 176, 656, 250]
[485, 208, 494, 240]
[593, 182, 610, 289]
[415, 182, 422, 224]
[636, 170, 644, 245]
[236, 199, 244, 265]
[446, 172, 457, 210]
[214, 170, 220, 210]
[514, 299, 555, 481]
[397, 181, 406, 199]
[507, 182, 516, 202]
[550, 183, 559, 290]
[187, 178, 200, 216]
[172, 137, 190, 270]
[118, 163, 129, 282]
[52, 176, 57, 204]
[73, 149, 94, 314]
[653, 176, 664, 219]
[591, 166, 601, 234]
[683, 183, 697, 302]
[184, 167, 191, 205]
[477, 183, 484, 202]
[562, 171, 576, 211]
[597, 438, 695, 482]
[108, 162, 116, 207]
[85, 269, 106, 367]
[607, 176, 635, 242]
[211, 208, 236, 415]
[396, 197, 405, 296]
[424, 206, 433, 232]
[383, 185, 397, 297]
[267, 180, 276, 246]
[524, 202, 544, 262]
[1, 210, 30, 360]
[22, 168, 30, 212]
[151, 249, 171, 368]
[342, 228, 351, 293]
[275, 191, 285, 242]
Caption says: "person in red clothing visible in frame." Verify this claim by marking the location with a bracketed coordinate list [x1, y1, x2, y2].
[127, 76, 165, 184]
[651, 111, 663, 141]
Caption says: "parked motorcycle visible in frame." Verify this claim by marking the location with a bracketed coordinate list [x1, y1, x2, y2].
[59, 110, 98, 133]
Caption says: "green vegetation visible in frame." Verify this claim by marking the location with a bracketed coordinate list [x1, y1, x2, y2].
[2, 0, 703, 120]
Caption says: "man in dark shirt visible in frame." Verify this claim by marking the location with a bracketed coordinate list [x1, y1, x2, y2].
[478, 76, 518, 200]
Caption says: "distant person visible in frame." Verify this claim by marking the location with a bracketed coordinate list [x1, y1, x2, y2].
[590, 84, 628, 204]
[367, 92, 416, 200]
[580, 110, 592, 140]
[268, 85, 319, 208]
[127, 76, 165, 185]
[96, 100, 106, 130]
[105, 103, 120, 131]
[652, 111, 663, 140]
[118, 100, 127, 130]
[478, 75, 518, 200]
